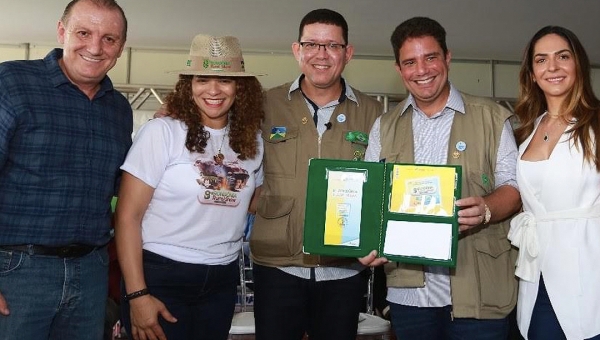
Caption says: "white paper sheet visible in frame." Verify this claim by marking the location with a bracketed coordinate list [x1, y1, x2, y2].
[382, 220, 452, 260]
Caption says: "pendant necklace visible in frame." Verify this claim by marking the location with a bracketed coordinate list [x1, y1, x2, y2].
[540, 110, 550, 142]
[543, 112, 551, 142]
[215, 126, 228, 161]
[542, 111, 568, 142]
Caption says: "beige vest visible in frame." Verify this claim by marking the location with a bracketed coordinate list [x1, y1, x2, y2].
[250, 82, 382, 267]
[380, 93, 518, 319]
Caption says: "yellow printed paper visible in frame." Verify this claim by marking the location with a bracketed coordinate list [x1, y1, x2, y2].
[323, 170, 365, 246]
[389, 165, 456, 217]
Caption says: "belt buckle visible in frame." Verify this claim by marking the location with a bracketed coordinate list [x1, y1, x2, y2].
[57, 245, 88, 258]
[57, 245, 77, 258]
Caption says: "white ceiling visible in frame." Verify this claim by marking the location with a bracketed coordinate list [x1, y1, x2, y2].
[1, 0, 599, 65]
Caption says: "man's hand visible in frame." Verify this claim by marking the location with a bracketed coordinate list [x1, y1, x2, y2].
[358, 250, 388, 267]
[0, 291, 10, 316]
[456, 186, 521, 232]
[455, 196, 487, 232]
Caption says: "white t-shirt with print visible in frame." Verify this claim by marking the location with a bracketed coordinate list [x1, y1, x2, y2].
[121, 117, 263, 265]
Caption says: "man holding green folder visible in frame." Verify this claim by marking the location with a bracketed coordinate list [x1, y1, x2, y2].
[249, 8, 383, 340]
[363, 17, 521, 340]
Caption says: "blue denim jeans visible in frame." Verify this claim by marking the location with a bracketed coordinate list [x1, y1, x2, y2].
[527, 276, 600, 340]
[121, 250, 238, 340]
[0, 246, 109, 340]
[389, 303, 509, 340]
[528, 276, 566, 340]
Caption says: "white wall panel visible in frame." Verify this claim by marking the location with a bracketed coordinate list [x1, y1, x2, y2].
[29, 44, 54, 60]
[449, 61, 492, 97]
[108, 50, 129, 84]
[494, 63, 520, 99]
[0, 44, 27, 62]
[243, 53, 298, 90]
[128, 49, 186, 86]
[343, 58, 405, 95]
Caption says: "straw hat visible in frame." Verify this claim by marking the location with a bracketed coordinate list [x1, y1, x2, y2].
[171, 34, 258, 77]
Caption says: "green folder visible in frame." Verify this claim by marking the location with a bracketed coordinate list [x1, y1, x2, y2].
[303, 158, 462, 267]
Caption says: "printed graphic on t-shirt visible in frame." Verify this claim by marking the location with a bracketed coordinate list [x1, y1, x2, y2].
[194, 156, 249, 206]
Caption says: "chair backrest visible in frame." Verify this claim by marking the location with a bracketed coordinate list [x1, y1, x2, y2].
[365, 267, 375, 314]
[237, 241, 253, 312]
[357, 267, 391, 339]
[229, 241, 256, 338]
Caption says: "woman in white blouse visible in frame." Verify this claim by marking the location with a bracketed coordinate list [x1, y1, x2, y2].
[509, 26, 600, 340]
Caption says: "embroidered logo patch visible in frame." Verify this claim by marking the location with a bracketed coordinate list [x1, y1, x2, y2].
[270, 126, 286, 140]
[481, 173, 490, 187]
[345, 131, 368, 146]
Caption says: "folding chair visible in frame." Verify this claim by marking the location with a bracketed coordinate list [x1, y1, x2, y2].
[356, 267, 391, 340]
[228, 241, 255, 339]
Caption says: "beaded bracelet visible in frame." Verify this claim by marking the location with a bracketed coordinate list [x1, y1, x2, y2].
[124, 288, 149, 301]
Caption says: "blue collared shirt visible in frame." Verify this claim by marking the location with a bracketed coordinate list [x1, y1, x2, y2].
[0, 48, 133, 247]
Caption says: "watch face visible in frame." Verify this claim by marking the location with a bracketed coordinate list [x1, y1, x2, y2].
[484, 204, 491, 224]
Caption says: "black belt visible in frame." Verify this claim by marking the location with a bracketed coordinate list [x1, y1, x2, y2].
[0, 244, 97, 258]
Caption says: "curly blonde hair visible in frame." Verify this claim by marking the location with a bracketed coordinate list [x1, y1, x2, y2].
[164, 75, 264, 160]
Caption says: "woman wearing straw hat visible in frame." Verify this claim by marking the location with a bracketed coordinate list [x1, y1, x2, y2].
[115, 34, 264, 340]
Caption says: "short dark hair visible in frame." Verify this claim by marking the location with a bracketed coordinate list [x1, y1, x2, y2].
[390, 17, 447, 64]
[61, 0, 128, 41]
[298, 9, 349, 44]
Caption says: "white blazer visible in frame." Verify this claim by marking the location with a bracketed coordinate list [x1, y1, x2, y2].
[509, 114, 600, 340]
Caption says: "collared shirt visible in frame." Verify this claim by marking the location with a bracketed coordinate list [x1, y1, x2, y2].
[365, 83, 518, 307]
[289, 74, 356, 135]
[0, 48, 133, 247]
[280, 75, 365, 281]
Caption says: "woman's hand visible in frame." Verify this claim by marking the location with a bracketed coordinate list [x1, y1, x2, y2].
[129, 295, 177, 340]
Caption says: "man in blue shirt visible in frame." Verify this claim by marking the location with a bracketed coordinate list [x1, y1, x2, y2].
[0, 0, 132, 339]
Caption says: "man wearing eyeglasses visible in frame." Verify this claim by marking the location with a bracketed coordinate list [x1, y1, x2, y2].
[249, 8, 383, 340]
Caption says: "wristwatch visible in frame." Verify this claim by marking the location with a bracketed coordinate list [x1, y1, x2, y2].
[483, 203, 491, 224]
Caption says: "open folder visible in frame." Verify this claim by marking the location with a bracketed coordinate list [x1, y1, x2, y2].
[303, 158, 462, 267]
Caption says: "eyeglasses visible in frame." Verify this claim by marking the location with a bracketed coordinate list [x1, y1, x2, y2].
[299, 42, 347, 53]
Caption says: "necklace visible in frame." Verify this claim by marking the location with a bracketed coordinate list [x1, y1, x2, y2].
[542, 111, 569, 142]
[215, 126, 228, 161]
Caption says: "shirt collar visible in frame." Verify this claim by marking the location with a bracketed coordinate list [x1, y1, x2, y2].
[45, 48, 114, 97]
[400, 82, 465, 116]
[288, 75, 358, 105]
